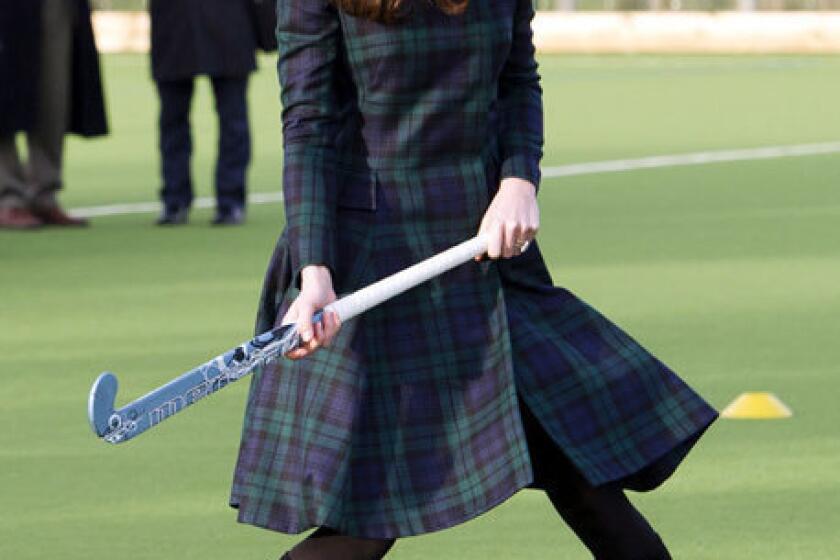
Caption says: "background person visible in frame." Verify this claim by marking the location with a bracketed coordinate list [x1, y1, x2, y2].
[149, 0, 271, 226]
[0, 0, 108, 230]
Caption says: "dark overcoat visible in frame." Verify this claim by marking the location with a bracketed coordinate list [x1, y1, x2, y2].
[149, 0, 259, 82]
[0, 0, 39, 135]
[250, 0, 279, 53]
[230, 0, 718, 539]
[0, 0, 107, 137]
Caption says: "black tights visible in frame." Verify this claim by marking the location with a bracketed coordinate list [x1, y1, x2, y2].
[283, 404, 671, 560]
[283, 483, 669, 560]
[283, 527, 395, 560]
[524, 399, 672, 560]
[544, 472, 671, 560]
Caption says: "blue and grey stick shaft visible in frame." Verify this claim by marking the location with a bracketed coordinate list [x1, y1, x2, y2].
[88, 234, 488, 444]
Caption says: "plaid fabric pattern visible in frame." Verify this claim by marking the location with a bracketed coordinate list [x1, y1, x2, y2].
[230, 0, 717, 539]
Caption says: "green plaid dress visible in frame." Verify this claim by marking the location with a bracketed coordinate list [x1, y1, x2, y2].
[230, 0, 717, 539]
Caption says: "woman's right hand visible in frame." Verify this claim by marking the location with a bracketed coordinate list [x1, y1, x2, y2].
[281, 265, 342, 360]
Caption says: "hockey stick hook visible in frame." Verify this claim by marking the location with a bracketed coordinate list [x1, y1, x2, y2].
[88, 372, 120, 437]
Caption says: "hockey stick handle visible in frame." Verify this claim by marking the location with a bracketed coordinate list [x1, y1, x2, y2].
[324, 234, 488, 323]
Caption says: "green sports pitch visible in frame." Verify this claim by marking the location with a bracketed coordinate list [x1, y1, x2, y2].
[2, 54, 839, 559]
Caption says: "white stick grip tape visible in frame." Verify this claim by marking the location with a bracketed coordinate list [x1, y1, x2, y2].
[325, 234, 488, 322]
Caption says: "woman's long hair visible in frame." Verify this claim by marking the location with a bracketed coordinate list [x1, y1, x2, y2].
[332, 0, 468, 22]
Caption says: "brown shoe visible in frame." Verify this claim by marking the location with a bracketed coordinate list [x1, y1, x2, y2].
[0, 207, 44, 229]
[30, 204, 89, 227]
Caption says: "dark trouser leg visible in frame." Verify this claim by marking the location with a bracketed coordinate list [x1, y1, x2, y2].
[284, 527, 395, 560]
[156, 79, 195, 210]
[0, 136, 28, 209]
[210, 75, 250, 213]
[520, 400, 671, 560]
[27, 0, 74, 209]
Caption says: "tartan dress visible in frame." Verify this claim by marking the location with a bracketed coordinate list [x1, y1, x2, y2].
[230, 0, 717, 539]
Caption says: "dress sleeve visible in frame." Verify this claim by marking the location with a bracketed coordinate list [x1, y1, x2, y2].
[498, 0, 544, 190]
[276, 0, 343, 283]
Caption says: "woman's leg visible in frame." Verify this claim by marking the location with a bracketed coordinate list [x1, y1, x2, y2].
[520, 400, 670, 560]
[546, 479, 670, 560]
[283, 527, 395, 560]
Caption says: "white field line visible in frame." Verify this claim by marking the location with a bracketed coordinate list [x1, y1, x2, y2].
[71, 142, 840, 218]
[72, 191, 283, 218]
[542, 141, 840, 179]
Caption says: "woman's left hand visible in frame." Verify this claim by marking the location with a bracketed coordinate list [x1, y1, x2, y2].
[476, 177, 540, 260]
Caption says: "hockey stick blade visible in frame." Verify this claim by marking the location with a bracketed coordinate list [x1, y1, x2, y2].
[88, 320, 307, 444]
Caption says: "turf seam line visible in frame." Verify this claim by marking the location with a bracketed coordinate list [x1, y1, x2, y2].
[70, 141, 840, 218]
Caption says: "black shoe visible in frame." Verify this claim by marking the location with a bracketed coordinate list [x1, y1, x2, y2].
[211, 206, 245, 226]
[156, 206, 189, 226]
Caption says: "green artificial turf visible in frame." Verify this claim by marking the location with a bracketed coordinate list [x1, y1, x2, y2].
[2, 54, 839, 559]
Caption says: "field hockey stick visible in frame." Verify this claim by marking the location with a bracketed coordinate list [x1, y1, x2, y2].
[88, 234, 489, 444]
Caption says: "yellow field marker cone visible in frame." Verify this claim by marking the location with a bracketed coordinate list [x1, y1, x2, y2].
[721, 392, 793, 420]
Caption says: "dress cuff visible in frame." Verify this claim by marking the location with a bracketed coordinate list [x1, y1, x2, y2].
[500, 153, 542, 192]
[289, 223, 337, 289]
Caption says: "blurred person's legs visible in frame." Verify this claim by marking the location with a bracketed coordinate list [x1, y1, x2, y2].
[1, 0, 86, 229]
[156, 79, 195, 225]
[210, 75, 250, 225]
[27, 0, 87, 227]
[0, 137, 41, 228]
